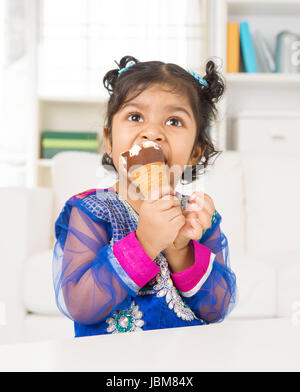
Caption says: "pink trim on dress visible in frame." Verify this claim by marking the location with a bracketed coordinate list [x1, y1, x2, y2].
[113, 231, 160, 288]
[75, 187, 116, 199]
[73, 189, 98, 199]
[170, 240, 212, 293]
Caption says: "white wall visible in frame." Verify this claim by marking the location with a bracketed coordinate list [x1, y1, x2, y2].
[0, 0, 38, 187]
[38, 0, 208, 97]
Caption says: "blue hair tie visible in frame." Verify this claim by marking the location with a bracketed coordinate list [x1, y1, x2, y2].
[118, 60, 135, 76]
[187, 69, 209, 88]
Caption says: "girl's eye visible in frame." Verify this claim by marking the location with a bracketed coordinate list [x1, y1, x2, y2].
[166, 118, 183, 127]
[128, 113, 143, 122]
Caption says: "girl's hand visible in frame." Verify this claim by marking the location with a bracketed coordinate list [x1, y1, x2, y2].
[166, 192, 216, 251]
[136, 186, 185, 260]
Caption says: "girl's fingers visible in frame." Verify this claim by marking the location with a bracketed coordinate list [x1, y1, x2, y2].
[180, 215, 204, 240]
[177, 193, 216, 241]
[159, 196, 181, 211]
[187, 192, 215, 216]
[190, 217, 203, 239]
[145, 185, 175, 202]
[182, 209, 212, 231]
[196, 209, 212, 231]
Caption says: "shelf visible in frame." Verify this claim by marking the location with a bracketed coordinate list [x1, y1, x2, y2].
[226, 73, 300, 85]
[228, 0, 300, 2]
[227, 0, 300, 16]
[229, 109, 300, 117]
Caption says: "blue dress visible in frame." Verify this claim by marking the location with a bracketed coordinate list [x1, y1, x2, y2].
[52, 187, 236, 338]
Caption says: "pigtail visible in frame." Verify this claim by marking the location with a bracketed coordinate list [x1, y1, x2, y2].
[202, 60, 226, 103]
[103, 69, 119, 95]
[103, 55, 139, 94]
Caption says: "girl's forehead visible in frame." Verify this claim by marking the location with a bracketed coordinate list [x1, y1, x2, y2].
[125, 82, 192, 106]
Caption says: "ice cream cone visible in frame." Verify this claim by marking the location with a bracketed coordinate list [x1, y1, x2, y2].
[121, 141, 181, 249]
[130, 162, 168, 200]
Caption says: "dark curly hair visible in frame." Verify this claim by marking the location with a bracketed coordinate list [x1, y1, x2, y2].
[101, 55, 225, 183]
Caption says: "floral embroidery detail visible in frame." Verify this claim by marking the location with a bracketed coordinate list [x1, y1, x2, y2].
[106, 301, 144, 334]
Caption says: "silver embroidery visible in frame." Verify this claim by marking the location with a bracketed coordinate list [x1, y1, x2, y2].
[153, 254, 197, 321]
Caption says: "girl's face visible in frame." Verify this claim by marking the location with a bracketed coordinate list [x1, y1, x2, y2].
[104, 83, 202, 188]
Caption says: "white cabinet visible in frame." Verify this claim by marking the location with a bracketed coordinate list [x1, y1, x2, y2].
[232, 112, 300, 152]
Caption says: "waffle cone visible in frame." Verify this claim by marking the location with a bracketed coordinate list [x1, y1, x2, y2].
[130, 162, 168, 199]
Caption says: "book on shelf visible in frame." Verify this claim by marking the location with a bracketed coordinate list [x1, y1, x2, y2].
[41, 130, 99, 159]
[42, 130, 98, 140]
[227, 22, 240, 73]
[240, 21, 258, 73]
[252, 30, 276, 73]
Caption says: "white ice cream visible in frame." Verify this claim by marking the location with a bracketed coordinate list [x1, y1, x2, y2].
[128, 141, 160, 157]
[141, 141, 160, 150]
[128, 144, 142, 157]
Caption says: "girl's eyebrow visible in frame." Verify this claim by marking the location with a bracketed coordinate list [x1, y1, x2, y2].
[122, 102, 192, 119]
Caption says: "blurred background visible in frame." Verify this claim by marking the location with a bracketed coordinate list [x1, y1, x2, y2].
[0, 0, 207, 188]
[0, 0, 300, 347]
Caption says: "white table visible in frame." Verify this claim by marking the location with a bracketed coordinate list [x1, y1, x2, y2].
[0, 318, 299, 372]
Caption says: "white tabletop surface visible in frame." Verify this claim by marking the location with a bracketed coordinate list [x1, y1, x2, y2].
[0, 318, 299, 372]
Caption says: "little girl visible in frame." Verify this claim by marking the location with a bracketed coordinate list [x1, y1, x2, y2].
[53, 55, 236, 338]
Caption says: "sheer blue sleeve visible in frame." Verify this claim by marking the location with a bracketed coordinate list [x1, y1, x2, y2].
[52, 203, 134, 325]
[183, 211, 237, 323]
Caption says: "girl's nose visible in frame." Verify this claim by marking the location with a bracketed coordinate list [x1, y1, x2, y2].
[139, 126, 165, 143]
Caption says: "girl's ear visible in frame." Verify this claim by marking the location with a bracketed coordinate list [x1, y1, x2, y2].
[188, 144, 206, 166]
[103, 126, 112, 155]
